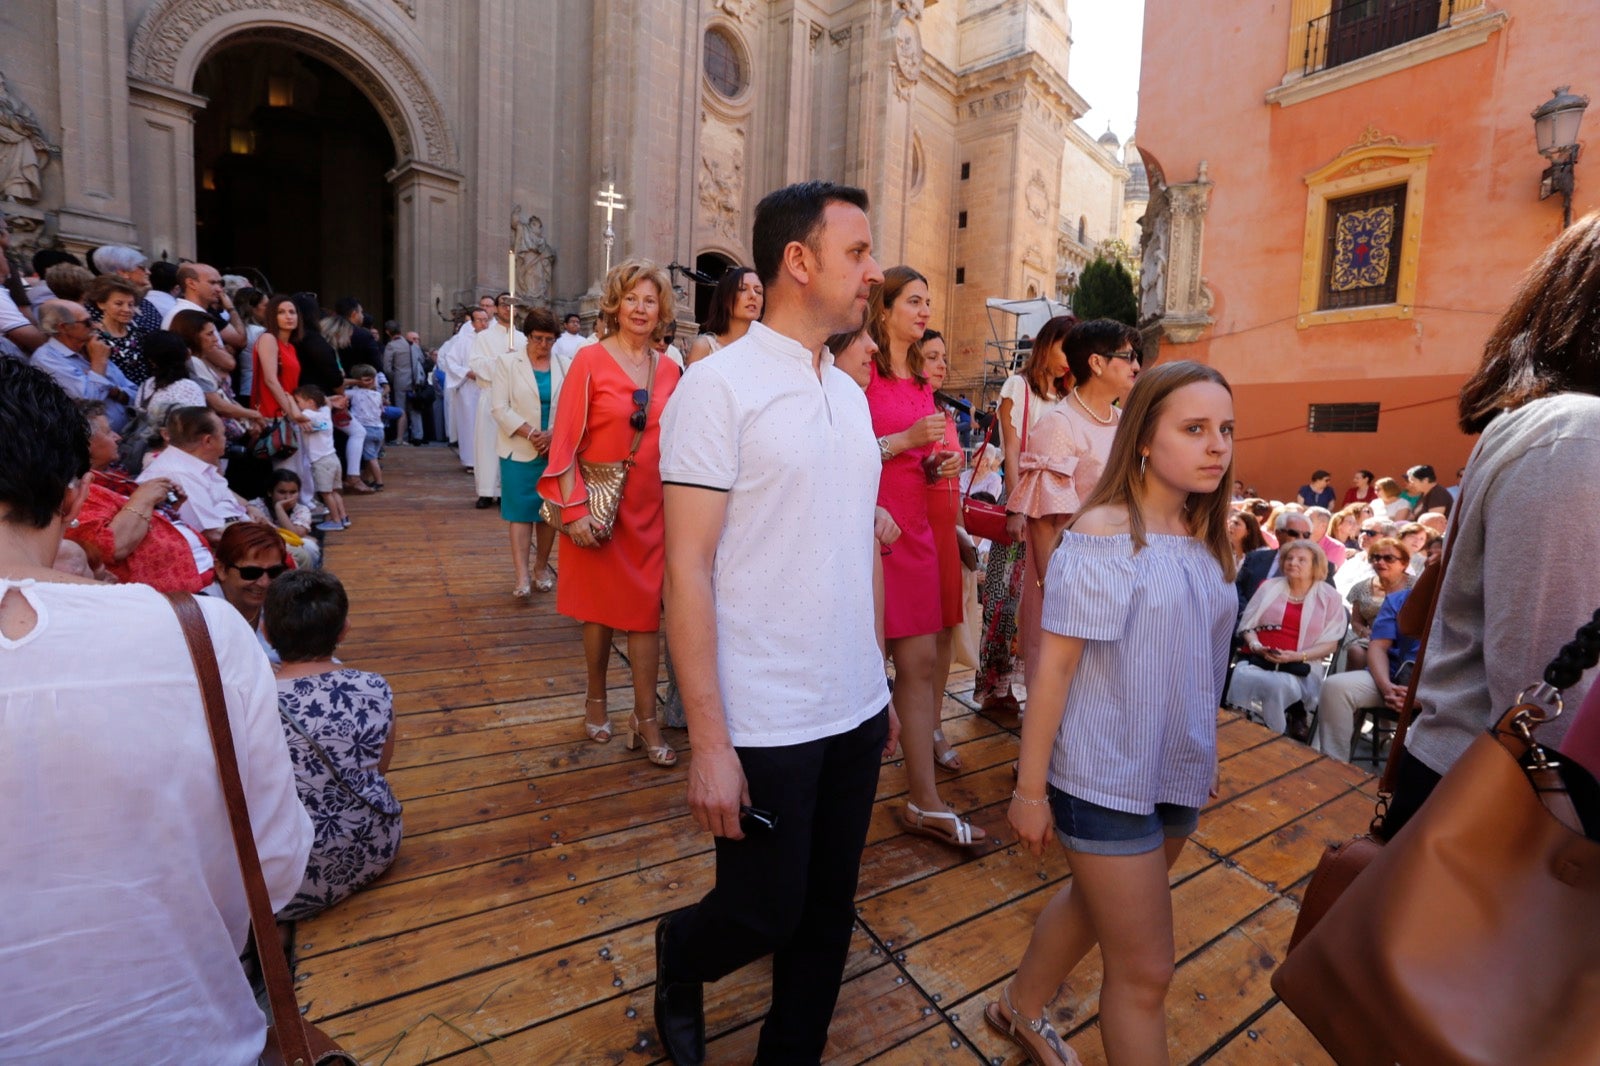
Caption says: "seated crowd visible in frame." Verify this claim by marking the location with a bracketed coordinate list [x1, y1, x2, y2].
[1, 308, 402, 1055]
[1223, 465, 1452, 761]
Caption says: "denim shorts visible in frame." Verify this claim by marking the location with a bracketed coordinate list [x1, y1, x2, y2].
[1048, 786, 1199, 856]
[361, 424, 384, 461]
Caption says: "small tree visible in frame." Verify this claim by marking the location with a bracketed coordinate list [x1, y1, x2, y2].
[1073, 255, 1139, 325]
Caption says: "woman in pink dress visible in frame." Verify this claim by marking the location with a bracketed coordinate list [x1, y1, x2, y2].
[1011, 318, 1142, 694]
[539, 259, 681, 766]
[867, 266, 986, 849]
[921, 329, 977, 772]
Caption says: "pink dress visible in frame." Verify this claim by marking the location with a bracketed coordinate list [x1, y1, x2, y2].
[866, 363, 942, 639]
[1014, 401, 1121, 689]
[927, 419, 964, 629]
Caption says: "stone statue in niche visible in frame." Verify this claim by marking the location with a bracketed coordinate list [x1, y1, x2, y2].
[1140, 209, 1169, 322]
[0, 74, 53, 204]
[511, 206, 555, 309]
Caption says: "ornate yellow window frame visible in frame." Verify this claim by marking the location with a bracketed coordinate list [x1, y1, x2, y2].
[1297, 129, 1432, 328]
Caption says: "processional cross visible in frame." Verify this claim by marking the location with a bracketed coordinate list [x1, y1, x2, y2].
[595, 182, 627, 277]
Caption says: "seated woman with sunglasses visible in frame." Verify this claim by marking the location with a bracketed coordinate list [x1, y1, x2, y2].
[1343, 536, 1412, 671]
[539, 259, 682, 764]
[214, 521, 294, 663]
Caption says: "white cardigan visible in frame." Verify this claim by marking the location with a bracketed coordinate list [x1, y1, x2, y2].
[490, 346, 565, 461]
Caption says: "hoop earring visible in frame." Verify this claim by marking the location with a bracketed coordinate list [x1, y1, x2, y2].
[1139, 454, 1147, 477]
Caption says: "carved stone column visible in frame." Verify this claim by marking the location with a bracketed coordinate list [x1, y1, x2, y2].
[389, 160, 464, 347]
[126, 79, 205, 260]
[53, 0, 141, 248]
[1140, 162, 1214, 346]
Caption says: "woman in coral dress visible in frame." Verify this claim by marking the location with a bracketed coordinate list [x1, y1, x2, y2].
[539, 260, 682, 766]
[867, 266, 986, 849]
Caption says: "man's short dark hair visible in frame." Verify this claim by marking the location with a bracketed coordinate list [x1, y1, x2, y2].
[165, 406, 219, 448]
[334, 296, 362, 318]
[1407, 464, 1436, 483]
[32, 248, 80, 276]
[383, 319, 402, 335]
[148, 260, 178, 294]
[751, 181, 870, 287]
[563, 313, 580, 325]
[1310, 469, 1331, 481]
[265, 569, 349, 662]
[0, 360, 90, 529]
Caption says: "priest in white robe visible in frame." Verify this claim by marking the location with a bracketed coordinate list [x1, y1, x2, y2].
[440, 308, 489, 468]
[469, 297, 524, 505]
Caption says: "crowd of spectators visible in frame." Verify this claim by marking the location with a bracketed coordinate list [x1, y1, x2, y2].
[1, 225, 409, 1056]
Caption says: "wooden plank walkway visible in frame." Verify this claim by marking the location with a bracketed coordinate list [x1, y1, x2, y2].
[296, 445, 1367, 1065]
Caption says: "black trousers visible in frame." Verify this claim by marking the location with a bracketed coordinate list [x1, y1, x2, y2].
[666, 707, 888, 1065]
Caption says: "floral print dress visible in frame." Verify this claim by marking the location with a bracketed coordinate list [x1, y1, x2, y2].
[275, 668, 403, 920]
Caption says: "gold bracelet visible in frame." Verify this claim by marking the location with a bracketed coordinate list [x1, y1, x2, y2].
[1011, 790, 1049, 807]
[123, 505, 152, 522]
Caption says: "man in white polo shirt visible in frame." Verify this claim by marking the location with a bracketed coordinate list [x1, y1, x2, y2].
[654, 182, 894, 1065]
[139, 406, 269, 547]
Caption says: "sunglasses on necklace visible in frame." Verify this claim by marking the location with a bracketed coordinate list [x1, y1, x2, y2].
[229, 563, 288, 581]
[629, 388, 649, 431]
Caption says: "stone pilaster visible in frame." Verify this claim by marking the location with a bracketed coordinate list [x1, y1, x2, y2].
[54, 0, 139, 248]
[125, 79, 204, 261]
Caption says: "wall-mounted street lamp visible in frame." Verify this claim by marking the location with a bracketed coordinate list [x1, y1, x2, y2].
[1533, 86, 1588, 228]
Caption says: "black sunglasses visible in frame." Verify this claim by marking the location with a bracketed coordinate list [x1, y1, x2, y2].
[1278, 529, 1309, 539]
[629, 388, 649, 432]
[230, 563, 288, 581]
[1358, 529, 1380, 538]
[1105, 347, 1141, 363]
[1368, 553, 1402, 564]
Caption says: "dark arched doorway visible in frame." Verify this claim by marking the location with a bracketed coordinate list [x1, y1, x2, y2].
[193, 41, 396, 318]
[693, 251, 738, 328]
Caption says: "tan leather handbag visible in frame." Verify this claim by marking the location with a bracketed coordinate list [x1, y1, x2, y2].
[1273, 609, 1600, 1066]
[168, 593, 358, 1066]
[540, 354, 656, 542]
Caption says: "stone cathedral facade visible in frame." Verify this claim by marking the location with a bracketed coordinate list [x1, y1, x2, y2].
[1, 0, 1132, 382]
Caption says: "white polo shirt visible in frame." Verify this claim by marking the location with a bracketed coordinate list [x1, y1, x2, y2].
[659, 320, 888, 747]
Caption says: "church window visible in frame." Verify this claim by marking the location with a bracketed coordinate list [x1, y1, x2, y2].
[1318, 184, 1405, 310]
[961, 162, 971, 180]
[958, 211, 967, 228]
[1077, 216, 1088, 244]
[955, 267, 966, 285]
[704, 28, 747, 99]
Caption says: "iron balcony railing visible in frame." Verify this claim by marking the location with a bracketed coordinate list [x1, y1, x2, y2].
[1303, 0, 1457, 76]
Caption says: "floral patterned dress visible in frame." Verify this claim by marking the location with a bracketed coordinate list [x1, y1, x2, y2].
[274, 668, 403, 920]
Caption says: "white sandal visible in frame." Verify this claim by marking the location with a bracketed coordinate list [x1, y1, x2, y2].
[900, 802, 986, 848]
[983, 982, 1079, 1066]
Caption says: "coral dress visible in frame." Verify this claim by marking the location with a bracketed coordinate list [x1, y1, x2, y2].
[866, 363, 943, 639]
[539, 343, 680, 632]
[927, 417, 964, 629]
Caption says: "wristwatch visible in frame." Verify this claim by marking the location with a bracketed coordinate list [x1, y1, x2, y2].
[878, 436, 893, 462]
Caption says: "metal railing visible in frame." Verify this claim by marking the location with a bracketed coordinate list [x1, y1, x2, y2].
[1303, 0, 1455, 76]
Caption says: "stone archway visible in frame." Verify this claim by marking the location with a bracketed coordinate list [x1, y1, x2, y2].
[124, 0, 462, 338]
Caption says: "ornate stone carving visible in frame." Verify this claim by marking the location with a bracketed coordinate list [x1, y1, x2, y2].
[391, 0, 415, 16]
[1141, 162, 1214, 344]
[716, 0, 760, 24]
[698, 155, 744, 242]
[1026, 170, 1049, 224]
[890, 7, 924, 100]
[0, 73, 55, 204]
[511, 206, 555, 310]
[127, 0, 456, 168]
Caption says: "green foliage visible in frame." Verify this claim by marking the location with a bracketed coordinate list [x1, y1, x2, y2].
[1073, 255, 1139, 325]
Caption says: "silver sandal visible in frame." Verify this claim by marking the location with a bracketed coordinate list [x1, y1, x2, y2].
[983, 983, 1079, 1066]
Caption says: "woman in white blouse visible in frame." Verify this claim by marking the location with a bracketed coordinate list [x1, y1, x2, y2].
[492, 308, 565, 596]
[0, 358, 312, 1063]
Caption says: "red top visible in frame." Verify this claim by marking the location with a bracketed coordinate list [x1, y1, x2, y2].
[252, 336, 300, 419]
[1257, 601, 1303, 652]
[1342, 486, 1378, 505]
[66, 482, 209, 593]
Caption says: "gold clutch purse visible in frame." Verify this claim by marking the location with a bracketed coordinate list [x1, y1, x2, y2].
[540, 355, 655, 543]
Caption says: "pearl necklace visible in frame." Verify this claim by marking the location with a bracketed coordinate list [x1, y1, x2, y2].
[1072, 387, 1115, 425]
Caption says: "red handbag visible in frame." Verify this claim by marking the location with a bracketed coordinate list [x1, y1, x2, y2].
[961, 415, 1013, 545]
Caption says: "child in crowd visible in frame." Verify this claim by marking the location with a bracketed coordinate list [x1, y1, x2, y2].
[291, 383, 348, 533]
[346, 364, 387, 492]
[266, 469, 321, 568]
[263, 569, 402, 920]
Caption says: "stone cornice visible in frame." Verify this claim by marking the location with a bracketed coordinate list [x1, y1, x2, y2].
[957, 52, 1089, 123]
[1266, 10, 1508, 108]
